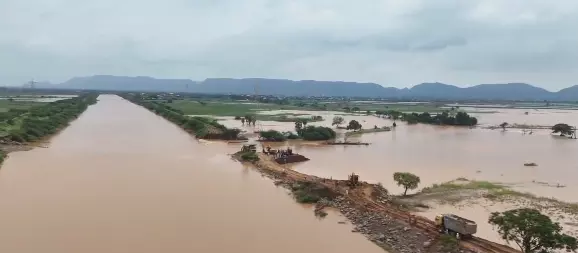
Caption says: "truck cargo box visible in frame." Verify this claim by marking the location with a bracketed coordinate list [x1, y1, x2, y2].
[443, 214, 477, 235]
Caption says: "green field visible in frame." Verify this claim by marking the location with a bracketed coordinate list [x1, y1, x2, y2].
[167, 99, 315, 116]
[0, 100, 42, 112]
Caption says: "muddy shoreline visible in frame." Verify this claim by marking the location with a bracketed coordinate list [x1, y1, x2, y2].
[231, 152, 485, 253]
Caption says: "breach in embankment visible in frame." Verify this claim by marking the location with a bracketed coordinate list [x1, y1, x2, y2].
[0, 93, 98, 165]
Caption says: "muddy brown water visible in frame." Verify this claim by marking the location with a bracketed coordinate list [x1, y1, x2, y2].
[0, 95, 384, 253]
[218, 108, 578, 251]
[219, 109, 578, 202]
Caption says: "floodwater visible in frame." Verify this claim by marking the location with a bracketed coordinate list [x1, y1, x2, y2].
[217, 108, 578, 251]
[220, 109, 578, 203]
[0, 95, 384, 253]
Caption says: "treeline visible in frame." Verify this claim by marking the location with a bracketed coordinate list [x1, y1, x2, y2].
[259, 126, 336, 142]
[375, 110, 478, 126]
[0, 94, 98, 143]
[121, 94, 243, 140]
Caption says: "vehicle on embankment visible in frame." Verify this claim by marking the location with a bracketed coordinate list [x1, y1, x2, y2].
[435, 214, 477, 239]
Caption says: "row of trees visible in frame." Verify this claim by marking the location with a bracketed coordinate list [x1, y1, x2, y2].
[391, 172, 577, 253]
[122, 94, 243, 140]
[402, 111, 478, 126]
[2, 94, 99, 143]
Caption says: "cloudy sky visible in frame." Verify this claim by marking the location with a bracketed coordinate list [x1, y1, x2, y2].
[1, 0, 577, 90]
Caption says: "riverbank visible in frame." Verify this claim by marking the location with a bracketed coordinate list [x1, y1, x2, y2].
[344, 127, 391, 137]
[0, 94, 98, 167]
[120, 93, 246, 140]
[232, 152, 517, 253]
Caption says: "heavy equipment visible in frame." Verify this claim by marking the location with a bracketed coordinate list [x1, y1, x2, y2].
[435, 214, 477, 239]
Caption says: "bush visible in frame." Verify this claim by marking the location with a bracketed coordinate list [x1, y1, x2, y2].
[439, 235, 459, 252]
[300, 126, 336, 141]
[240, 152, 259, 162]
[259, 130, 287, 141]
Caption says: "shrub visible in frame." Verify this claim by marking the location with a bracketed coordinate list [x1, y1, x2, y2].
[259, 130, 287, 141]
[240, 152, 259, 162]
[300, 126, 336, 141]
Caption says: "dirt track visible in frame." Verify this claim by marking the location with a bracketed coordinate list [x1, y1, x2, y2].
[234, 152, 521, 253]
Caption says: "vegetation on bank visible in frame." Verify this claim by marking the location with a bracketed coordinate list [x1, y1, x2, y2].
[240, 151, 259, 162]
[345, 126, 391, 137]
[489, 208, 577, 253]
[393, 172, 421, 196]
[259, 130, 287, 142]
[373, 110, 478, 126]
[0, 94, 98, 143]
[121, 93, 244, 140]
[290, 181, 337, 204]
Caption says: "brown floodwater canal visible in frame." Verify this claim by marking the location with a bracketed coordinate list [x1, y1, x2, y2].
[0, 95, 384, 253]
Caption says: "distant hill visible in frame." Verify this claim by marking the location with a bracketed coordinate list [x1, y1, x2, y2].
[45, 75, 578, 101]
[49, 75, 200, 92]
[556, 85, 578, 101]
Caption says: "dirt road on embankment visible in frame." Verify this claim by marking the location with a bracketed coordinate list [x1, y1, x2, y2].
[233, 152, 522, 253]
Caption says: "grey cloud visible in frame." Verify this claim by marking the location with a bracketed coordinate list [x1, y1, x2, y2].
[1, 0, 578, 90]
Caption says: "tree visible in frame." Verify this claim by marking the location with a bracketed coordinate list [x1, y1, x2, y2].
[552, 123, 574, 136]
[295, 121, 303, 134]
[500, 122, 509, 131]
[244, 115, 257, 126]
[489, 208, 577, 253]
[332, 116, 345, 127]
[352, 106, 360, 112]
[241, 118, 246, 125]
[393, 172, 420, 196]
[346, 120, 362, 131]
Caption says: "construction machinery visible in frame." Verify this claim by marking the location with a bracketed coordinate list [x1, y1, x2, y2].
[241, 144, 257, 153]
[435, 214, 477, 239]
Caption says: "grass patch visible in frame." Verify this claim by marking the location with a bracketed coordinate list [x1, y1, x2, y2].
[168, 99, 316, 117]
[420, 178, 578, 215]
[290, 182, 337, 204]
[240, 152, 259, 162]
[0, 100, 42, 112]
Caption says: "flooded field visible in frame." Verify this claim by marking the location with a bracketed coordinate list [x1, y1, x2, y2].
[219, 108, 578, 202]
[0, 95, 384, 253]
[217, 108, 578, 251]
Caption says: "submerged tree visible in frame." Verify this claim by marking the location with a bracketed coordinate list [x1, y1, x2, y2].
[346, 120, 362, 131]
[393, 172, 420, 196]
[332, 116, 345, 127]
[489, 208, 577, 253]
[295, 121, 303, 134]
[551, 123, 574, 136]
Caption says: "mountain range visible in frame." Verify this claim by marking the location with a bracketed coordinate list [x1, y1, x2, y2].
[37, 75, 578, 101]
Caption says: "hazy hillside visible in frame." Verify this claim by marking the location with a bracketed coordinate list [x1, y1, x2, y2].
[199, 78, 392, 97]
[56, 75, 200, 92]
[45, 75, 578, 101]
[556, 85, 578, 101]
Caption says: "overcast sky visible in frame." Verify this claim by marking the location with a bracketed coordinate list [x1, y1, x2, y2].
[1, 0, 577, 90]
